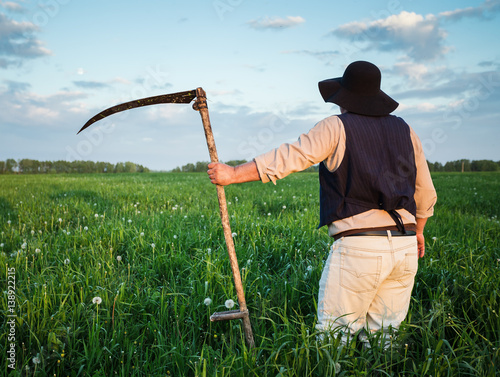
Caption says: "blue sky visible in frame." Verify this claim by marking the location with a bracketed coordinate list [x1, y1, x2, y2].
[1, 0, 499, 171]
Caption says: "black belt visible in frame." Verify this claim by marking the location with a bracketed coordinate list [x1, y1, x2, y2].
[345, 230, 416, 238]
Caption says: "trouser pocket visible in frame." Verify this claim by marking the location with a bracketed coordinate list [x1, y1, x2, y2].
[340, 253, 382, 294]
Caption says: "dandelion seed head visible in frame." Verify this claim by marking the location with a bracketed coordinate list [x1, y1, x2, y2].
[84, 226, 88, 231]
[64, 258, 70, 265]
[32, 356, 41, 364]
[225, 299, 235, 309]
[204, 297, 212, 306]
[92, 296, 102, 305]
[140, 232, 144, 236]
[116, 256, 122, 262]
[151, 243, 156, 248]
[231, 232, 237, 237]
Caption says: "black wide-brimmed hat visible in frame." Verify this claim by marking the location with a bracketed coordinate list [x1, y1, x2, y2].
[318, 61, 398, 116]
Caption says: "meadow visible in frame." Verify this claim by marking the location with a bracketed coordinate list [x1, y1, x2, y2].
[0, 172, 499, 376]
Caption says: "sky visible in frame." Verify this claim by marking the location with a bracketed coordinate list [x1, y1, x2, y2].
[1, 0, 499, 171]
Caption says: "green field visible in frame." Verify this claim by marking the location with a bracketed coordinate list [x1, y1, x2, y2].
[1, 172, 499, 376]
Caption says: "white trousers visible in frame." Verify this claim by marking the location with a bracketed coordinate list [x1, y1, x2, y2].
[316, 232, 418, 343]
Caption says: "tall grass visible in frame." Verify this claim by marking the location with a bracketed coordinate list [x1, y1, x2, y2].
[1, 172, 499, 376]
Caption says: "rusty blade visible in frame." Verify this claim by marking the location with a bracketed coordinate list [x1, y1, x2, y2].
[77, 89, 197, 134]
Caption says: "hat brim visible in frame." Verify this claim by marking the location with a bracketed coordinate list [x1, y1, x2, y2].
[319, 78, 398, 116]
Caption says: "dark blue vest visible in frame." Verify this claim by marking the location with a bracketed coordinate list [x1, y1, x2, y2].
[318, 112, 417, 228]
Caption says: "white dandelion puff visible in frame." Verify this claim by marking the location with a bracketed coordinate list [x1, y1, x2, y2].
[231, 232, 237, 238]
[92, 296, 102, 305]
[64, 258, 70, 265]
[116, 256, 122, 262]
[225, 299, 235, 309]
[204, 297, 212, 306]
[84, 226, 88, 231]
[151, 243, 156, 249]
[32, 355, 41, 364]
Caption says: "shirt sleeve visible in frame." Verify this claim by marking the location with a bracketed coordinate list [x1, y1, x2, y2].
[254, 115, 344, 184]
[410, 126, 437, 218]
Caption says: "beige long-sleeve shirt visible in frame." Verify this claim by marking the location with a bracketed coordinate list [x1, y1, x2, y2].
[253, 114, 437, 237]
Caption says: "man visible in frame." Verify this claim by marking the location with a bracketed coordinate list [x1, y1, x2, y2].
[207, 61, 437, 346]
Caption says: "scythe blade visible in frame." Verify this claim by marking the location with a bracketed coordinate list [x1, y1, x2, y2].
[77, 89, 196, 134]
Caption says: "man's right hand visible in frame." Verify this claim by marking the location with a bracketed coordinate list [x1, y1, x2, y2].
[207, 162, 235, 186]
[207, 161, 261, 186]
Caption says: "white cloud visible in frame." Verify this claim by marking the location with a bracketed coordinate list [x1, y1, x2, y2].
[398, 102, 438, 113]
[391, 61, 430, 83]
[331, 1, 500, 62]
[0, 12, 51, 67]
[332, 11, 447, 61]
[247, 16, 305, 30]
[1, 1, 26, 13]
[439, 0, 500, 21]
[0, 81, 88, 128]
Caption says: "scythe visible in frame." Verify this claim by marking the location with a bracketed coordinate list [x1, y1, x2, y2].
[78, 87, 255, 348]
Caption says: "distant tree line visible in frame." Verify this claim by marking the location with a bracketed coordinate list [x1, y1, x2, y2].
[172, 159, 500, 173]
[427, 159, 500, 172]
[170, 160, 249, 173]
[0, 159, 150, 174]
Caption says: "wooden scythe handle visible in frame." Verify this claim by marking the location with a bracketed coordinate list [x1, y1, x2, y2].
[193, 87, 255, 349]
